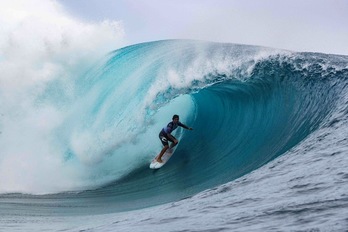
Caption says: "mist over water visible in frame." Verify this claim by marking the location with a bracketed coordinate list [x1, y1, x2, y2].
[0, 0, 125, 194]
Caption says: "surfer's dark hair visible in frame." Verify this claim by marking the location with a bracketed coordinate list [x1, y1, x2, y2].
[172, 114, 179, 120]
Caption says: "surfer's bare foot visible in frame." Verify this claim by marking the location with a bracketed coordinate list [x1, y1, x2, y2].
[156, 158, 163, 163]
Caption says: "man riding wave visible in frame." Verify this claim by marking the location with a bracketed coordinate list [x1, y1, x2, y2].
[156, 114, 193, 163]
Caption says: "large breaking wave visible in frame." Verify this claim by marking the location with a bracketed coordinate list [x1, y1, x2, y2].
[1, 40, 347, 214]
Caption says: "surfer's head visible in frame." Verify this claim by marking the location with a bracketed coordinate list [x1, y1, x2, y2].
[172, 114, 179, 121]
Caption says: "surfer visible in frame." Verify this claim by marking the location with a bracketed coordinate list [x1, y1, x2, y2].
[156, 114, 193, 163]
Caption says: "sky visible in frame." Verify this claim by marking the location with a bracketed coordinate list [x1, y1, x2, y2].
[57, 0, 348, 55]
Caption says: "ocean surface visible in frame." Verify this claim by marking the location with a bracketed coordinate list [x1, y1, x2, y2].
[1, 40, 348, 231]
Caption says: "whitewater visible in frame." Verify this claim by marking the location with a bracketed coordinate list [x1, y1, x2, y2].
[1, 39, 348, 231]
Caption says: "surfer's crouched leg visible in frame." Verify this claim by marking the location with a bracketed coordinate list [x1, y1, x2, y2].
[156, 145, 169, 163]
[169, 140, 178, 149]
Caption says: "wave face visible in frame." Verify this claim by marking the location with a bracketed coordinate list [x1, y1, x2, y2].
[1, 40, 348, 215]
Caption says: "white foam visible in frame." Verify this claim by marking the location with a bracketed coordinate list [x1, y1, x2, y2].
[0, 0, 125, 194]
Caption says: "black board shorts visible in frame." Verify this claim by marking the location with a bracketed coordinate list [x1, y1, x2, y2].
[159, 131, 176, 146]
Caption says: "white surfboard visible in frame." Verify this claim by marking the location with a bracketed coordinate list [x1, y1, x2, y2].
[149, 148, 175, 169]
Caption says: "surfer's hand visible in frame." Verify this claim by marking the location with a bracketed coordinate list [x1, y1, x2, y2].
[188, 127, 193, 130]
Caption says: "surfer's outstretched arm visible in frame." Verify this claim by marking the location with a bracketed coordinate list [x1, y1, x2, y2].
[178, 122, 193, 130]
